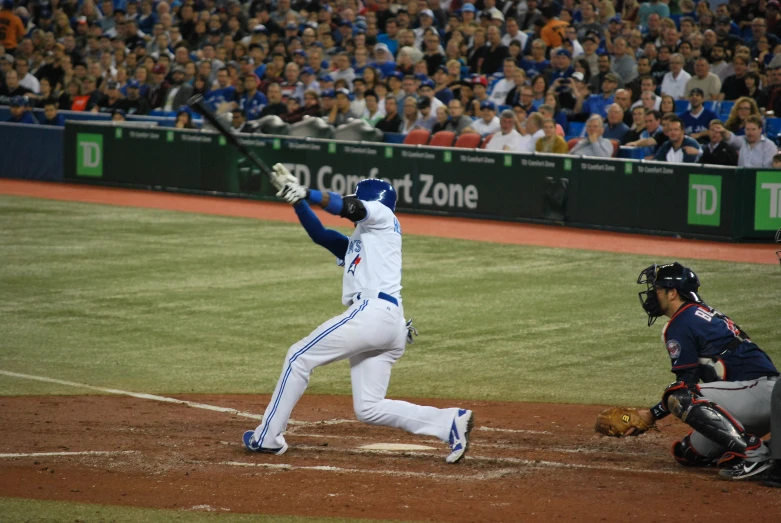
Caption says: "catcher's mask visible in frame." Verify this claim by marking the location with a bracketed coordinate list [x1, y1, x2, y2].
[637, 262, 702, 326]
[776, 227, 781, 266]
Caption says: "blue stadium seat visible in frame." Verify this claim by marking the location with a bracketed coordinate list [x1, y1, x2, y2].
[719, 100, 735, 119]
[150, 110, 177, 117]
[498, 104, 510, 113]
[703, 100, 720, 114]
[675, 100, 690, 114]
[670, 14, 682, 30]
[568, 121, 585, 137]
[765, 118, 781, 143]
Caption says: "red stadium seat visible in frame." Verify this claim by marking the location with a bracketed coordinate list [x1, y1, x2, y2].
[610, 139, 619, 157]
[567, 138, 581, 151]
[428, 131, 456, 147]
[453, 133, 482, 148]
[403, 129, 431, 145]
[480, 133, 495, 148]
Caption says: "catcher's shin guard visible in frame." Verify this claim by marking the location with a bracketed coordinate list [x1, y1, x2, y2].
[672, 434, 719, 467]
[664, 383, 752, 455]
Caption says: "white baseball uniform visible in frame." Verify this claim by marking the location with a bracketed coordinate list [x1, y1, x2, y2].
[251, 200, 459, 449]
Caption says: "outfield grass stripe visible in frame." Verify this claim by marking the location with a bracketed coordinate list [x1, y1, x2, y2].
[0, 451, 138, 458]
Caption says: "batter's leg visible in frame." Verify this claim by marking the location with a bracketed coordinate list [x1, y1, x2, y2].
[249, 300, 374, 450]
[771, 379, 781, 461]
[349, 347, 459, 441]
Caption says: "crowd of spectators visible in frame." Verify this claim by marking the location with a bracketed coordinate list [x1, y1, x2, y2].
[3, 0, 781, 166]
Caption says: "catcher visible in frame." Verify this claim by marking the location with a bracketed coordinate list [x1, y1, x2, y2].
[595, 262, 778, 481]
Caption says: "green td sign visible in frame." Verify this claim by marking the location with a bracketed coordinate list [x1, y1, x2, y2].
[687, 174, 721, 226]
[755, 171, 781, 230]
[76, 133, 103, 177]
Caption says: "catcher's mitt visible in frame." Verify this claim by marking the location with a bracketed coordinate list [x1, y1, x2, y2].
[595, 407, 655, 437]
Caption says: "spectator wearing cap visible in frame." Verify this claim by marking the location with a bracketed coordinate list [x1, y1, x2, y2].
[603, 103, 630, 142]
[570, 115, 614, 157]
[123, 79, 151, 115]
[714, 16, 743, 55]
[610, 36, 637, 84]
[412, 96, 437, 131]
[485, 109, 525, 151]
[41, 100, 65, 126]
[418, 78, 444, 112]
[270, 0, 296, 27]
[317, 89, 335, 117]
[701, 119, 739, 166]
[0, 69, 32, 105]
[578, 72, 619, 118]
[433, 65, 455, 105]
[326, 87, 357, 127]
[548, 49, 574, 84]
[350, 76, 369, 116]
[94, 80, 128, 114]
[471, 100, 501, 135]
[375, 94, 402, 133]
[467, 75, 490, 117]
[685, 57, 722, 101]
[6, 96, 35, 124]
[109, 108, 125, 122]
[372, 43, 397, 78]
[159, 65, 194, 112]
[237, 73, 268, 120]
[259, 82, 288, 118]
[481, 26, 510, 77]
[0, 0, 24, 53]
[298, 66, 320, 95]
[661, 54, 692, 100]
[653, 118, 702, 163]
[413, 9, 437, 49]
[681, 88, 719, 141]
[638, 0, 669, 27]
[719, 55, 750, 101]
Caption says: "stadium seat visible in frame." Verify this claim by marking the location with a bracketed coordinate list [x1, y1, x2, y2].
[333, 119, 383, 142]
[766, 118, 781, 143]
[403, 129, 431, 145]
[289, 116, 334, 139]
[428, 131, 456, 147]
[675, 100, 690, 114]
[568, 121, 585, 137]
[453, 133, 482, 148]
[481, 133, 495, 148]
[720, 100, 735, 119]
[610, 139, 619, 157]
[567, 137, 581, 151]
[703, 100, 720, 113]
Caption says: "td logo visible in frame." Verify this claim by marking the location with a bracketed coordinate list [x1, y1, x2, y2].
[755, 171, 781, 230]
[77, 133, 103, 177]
[687, 174, 721, 226]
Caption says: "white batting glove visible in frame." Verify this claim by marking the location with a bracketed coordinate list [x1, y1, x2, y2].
[271, 163, 297, 191]
[276, 181, 308, 204]
[405, 318, 419, 345]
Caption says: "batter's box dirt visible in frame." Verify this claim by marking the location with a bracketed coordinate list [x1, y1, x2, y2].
[1, 395, 780, 522]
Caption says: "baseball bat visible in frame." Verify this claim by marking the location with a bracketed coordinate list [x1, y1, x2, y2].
[186, 94, 275, 180]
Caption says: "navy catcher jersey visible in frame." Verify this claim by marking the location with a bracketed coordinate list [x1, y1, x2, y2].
[661, 303, 777, 384]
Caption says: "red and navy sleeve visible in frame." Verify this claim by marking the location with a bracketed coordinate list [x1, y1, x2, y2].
[663, 311, 700, 385]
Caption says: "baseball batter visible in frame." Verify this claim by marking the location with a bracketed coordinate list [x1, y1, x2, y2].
[630, 262, 778, 480]
[243, 164, 474, 463]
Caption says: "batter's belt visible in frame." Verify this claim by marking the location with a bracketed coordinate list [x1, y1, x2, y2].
[352, 292, 399, 307]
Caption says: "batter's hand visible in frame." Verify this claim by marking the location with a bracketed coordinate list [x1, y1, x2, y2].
[277, 181, 307, 204]
[271, 163, 297, 191]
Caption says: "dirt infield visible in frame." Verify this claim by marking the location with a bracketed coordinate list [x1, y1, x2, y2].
[2, 180, 780, 522]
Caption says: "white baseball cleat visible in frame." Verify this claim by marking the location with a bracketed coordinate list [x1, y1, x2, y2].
[446, 409, 474, 464]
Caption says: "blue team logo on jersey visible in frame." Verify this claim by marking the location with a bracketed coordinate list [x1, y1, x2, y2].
[347, 255, 361, 275]
[666, 339, 682, 360]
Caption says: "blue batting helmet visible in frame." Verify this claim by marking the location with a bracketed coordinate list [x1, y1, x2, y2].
[353, 179, 396, 212]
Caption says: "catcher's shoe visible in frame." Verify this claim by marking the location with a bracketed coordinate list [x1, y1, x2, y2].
[718, 459, 773, 480]
[762, 463, 781, 488]
[446, 409, 474, 464]
[243, 430, 288, 455]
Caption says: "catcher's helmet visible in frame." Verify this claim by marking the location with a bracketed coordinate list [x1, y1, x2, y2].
[353, 178, 397, 212]
[637, 262, 702, 326]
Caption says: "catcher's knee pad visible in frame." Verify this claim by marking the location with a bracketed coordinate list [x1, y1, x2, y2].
[671, 435, 718, 467]
[663, 382, 749, 455]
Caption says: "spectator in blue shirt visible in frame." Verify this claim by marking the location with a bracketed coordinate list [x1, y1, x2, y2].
[577, 72, 619, 118]
[376, 18, 400, 57]
[653, 118, 703, 163]
[41, 101, 65, 126]
[680, 88, 719, 142]
[6, 96, 36, 124]
[238, 73, 268, 120]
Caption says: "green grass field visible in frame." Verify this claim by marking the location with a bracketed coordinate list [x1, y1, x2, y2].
[1, 194, 780, 521]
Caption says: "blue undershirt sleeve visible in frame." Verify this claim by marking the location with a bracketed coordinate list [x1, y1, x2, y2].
[293, 201, 349, 260]
[307, 190, 344, 215]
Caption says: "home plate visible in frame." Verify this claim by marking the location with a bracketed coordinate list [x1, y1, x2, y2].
[359, 443, 437, 451]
